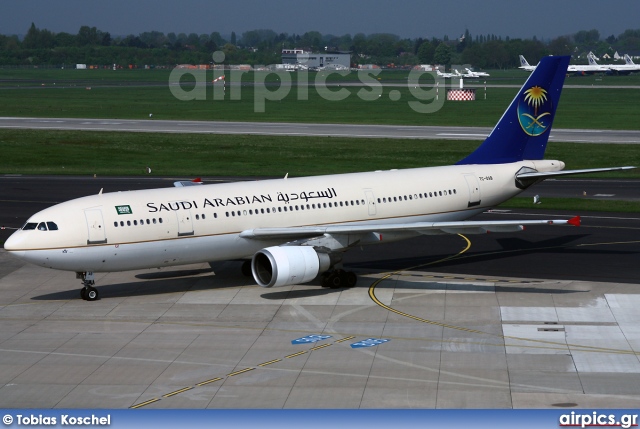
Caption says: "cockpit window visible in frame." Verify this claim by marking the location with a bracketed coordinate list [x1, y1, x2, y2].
[46, 222, 59, 231]
[37, 222, 48, 231]
[22, 222, 38, 230]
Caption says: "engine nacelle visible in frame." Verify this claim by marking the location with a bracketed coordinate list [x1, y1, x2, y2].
[251, 246, 331, 288]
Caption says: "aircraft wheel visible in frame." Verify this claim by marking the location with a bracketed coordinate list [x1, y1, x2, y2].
[327, 272, 343, 289]
[320, 272, 332, 288]
[85, 286, 99, 301]
[345, 271, 358, 288]
[80, 287, 88, 300]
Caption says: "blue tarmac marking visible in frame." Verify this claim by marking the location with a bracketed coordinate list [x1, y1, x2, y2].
[291, 334, 332, 345]
[350, 338, 390, 349]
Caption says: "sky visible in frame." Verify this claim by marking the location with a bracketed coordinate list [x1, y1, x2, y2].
[1, 0, 638, 41]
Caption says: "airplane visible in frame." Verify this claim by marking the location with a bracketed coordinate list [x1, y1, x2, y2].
[567, 51, 608, 74]
[454, 68, 490, 78]
[465, 68, 490, 77]
[518, 55, 537, 72]
[598, 54, 640, 75]
[436, 69, 455, 78]
[4, 56, 635, 301]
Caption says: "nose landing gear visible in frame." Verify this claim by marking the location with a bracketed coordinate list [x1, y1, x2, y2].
[77, 272, 99, 301]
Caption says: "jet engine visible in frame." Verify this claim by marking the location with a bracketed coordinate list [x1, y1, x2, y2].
[251, 246, 332, 288]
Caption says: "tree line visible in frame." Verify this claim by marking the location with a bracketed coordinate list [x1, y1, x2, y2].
[1, 23, 639, 68]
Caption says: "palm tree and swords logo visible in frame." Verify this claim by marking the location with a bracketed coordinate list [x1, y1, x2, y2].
[517, 86, 552, 136]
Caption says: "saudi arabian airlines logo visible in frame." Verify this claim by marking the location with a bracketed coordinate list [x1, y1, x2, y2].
[517, 86, 552, 136]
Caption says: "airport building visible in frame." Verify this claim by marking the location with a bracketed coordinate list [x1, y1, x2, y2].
[281, 49, 351, 69]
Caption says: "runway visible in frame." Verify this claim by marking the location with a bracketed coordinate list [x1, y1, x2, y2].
[1, 116, 640, 143]
[1, 176, 640, 408]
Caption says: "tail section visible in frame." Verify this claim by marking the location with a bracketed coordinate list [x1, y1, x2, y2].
[457, 55, 570, 165]
[519, 55, 530, 67]
[624, 54, 636, 65]
[587, 52, 600, 66]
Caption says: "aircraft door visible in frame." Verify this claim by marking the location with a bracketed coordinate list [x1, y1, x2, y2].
[84, 208, 107, 244]
[364, 189, 377, 216]
[173, 205, 194, 237]
[463, 174, 481, 207]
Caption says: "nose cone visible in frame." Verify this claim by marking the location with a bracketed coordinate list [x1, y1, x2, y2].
[4, 230, 19, 251]
[4, 230, 27, 253]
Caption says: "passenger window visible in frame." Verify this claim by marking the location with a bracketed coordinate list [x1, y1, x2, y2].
[134, 220, 138, 226]
[127, 220, 131, 226]
[114, 222, 118, 227]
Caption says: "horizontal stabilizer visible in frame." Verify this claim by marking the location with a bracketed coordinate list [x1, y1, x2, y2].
[516, 166, 635, 180]
[173, 178, 203, 187]
[516, 166, 636, 188]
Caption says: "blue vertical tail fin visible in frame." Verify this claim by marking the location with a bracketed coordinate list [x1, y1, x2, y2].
[457, 55, 570, 165]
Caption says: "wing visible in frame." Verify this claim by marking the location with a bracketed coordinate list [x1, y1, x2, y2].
[239, 216, 581, 243]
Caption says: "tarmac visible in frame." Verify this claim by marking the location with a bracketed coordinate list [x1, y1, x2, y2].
[1, 208, 640, 408]
[1, 170, 639, 409]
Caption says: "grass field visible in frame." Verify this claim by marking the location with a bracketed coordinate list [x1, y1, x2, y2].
[2, 82, 640, 130]
[3, 67, 640, 85]
[1, 129, 638, 178]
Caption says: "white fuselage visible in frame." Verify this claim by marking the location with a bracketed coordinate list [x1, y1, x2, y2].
[4, 160, 563, 273]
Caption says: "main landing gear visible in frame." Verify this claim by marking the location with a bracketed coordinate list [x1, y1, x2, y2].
[321, 269, 358, 289]
[77, 272, 99, 301]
